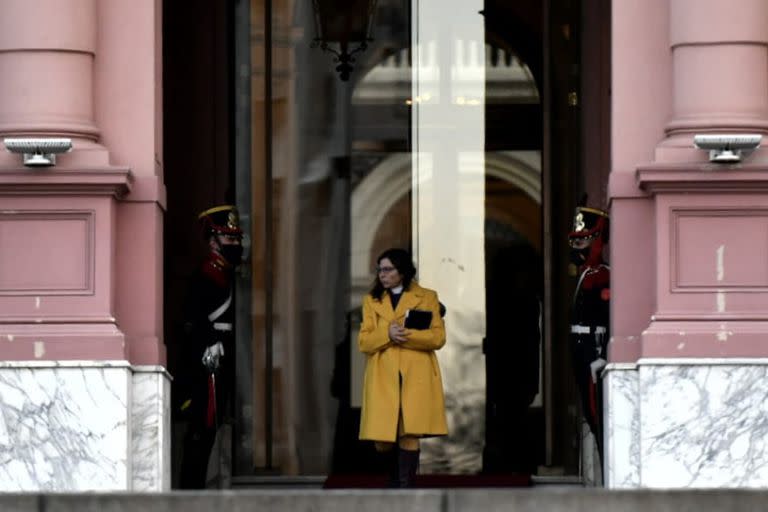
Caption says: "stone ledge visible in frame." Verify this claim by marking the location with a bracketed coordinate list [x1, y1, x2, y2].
[636, 164, 768, 194]
[2, 490, 768, 512]
[0, 167, 132, 198]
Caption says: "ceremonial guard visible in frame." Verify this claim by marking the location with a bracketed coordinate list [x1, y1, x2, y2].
[567, 206, 610, 457]
[178, 205, 244, 489]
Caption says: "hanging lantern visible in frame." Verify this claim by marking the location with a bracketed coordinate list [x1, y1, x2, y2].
[311, 0, 378, 81]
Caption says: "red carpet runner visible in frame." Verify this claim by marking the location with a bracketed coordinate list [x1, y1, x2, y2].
[323, 473, 533, 489]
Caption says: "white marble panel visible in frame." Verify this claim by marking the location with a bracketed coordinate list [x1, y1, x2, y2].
[640, 363, 768, 488]
[603, 364, 640, 488]
[131, 367, 171, 491]
[0, 365, 130, 491]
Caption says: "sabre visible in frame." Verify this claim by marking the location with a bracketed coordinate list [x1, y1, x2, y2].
[210, 371, 224, 489]
[210, 372, 218, 430]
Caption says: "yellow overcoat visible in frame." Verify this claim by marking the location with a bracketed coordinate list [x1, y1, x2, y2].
[358, 282, 448, 442]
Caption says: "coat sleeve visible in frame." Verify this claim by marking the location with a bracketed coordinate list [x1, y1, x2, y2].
[358, 295, 392, 354]
[400, 290, 446, 351]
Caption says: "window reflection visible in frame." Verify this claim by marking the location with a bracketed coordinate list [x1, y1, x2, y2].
[236, 0, 412, 476]
[236, 0, 543, 478]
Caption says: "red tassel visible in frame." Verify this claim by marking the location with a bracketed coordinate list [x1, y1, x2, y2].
[206, 374, 216, 428]
[588, 377, 597, 422]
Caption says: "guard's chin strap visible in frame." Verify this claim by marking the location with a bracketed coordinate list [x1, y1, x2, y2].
[583, 235, 605, 268]
[208, 238, 232, 270]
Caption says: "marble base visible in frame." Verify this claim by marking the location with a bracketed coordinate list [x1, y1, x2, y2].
[604, 359, 768, 488]
[603, 363, 640, 488]
[0, 361, 170, 491]
[131, 366, 172, 491]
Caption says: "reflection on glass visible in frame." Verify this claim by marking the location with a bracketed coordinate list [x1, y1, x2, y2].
[410, 0, 488, 474]
[236, 0, 412, 476]
[411, 0, 542, 475]
[236, 0, 542, 478]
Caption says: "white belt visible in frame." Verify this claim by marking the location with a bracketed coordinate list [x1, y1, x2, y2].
[208, 292, 232, 322]
[213, 322, 232, 332]
[571, 325, 606, 334]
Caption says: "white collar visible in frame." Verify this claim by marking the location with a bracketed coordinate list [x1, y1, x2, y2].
[390, 285, 404, 295]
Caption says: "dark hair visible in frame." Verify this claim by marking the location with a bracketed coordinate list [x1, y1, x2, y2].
[370, 248, 417, 300]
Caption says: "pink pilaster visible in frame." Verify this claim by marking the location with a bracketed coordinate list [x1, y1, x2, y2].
[610, 0, 768, 361]
[605, 1, 768, 489]
[637, 166, 768, 358]
[635, 0, 768, 359]
[96, 0, 166, 365]
[0, 0, 165, 365]
[608, 0, 671, 362]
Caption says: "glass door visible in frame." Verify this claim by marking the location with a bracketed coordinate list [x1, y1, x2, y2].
[406, 0, 544, 474]
[233, 0, 577, 480]
[234, 0, 414, 477]
[408, 0, 489, 473]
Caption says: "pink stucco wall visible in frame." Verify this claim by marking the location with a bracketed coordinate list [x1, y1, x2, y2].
[610, 0, 768, 361]
[96, 0, 165, 365]
[0, 0, 164, 365]
[608, 0, 671, 362]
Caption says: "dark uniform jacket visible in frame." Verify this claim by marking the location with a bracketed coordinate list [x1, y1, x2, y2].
[178, 256, 235, 427]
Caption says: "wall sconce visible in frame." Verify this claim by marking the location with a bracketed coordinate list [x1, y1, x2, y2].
[694, 134, 762, 163]
[311, 0, 378, 81]
[3, 137, 72, 167]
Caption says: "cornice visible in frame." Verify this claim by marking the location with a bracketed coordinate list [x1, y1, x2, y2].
[0, 166, 132, 197]
[637, 163, 768, 194]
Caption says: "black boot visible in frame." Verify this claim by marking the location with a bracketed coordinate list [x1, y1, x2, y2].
[398, 449, 420, 488]
[387, 446, 400, 488]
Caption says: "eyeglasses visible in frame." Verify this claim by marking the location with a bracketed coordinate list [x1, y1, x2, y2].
[376, 266, 396, 274]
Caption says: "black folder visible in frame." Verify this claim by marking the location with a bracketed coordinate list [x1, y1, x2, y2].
[404, 309, 433, 330]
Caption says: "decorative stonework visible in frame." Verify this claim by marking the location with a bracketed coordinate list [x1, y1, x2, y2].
[0, 361, 170, 491]
[603, 363, 640, 488]
[131, 366, 172, 491]
[640, 360, 768, 488]
[635, 167, 768, 358]
[603, 359, 768, 489]
[0, 171, 132, 361]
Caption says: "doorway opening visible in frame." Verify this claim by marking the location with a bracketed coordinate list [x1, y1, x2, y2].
[163, 0, 611, 487]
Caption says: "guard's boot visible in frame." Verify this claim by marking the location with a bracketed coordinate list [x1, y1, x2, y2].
[398, 449, 420, 488]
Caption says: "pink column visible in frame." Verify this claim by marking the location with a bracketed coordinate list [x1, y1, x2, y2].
[633, 0, 768, 358]
[0, 0, 109, 165]
[606, 1, 768, 489]
[95, 1, 166, 365]
[657, 0, 768, 162]
[610, 0, 768, 361]
[608, 0, 671, 362]
[0, 0, 137, 361]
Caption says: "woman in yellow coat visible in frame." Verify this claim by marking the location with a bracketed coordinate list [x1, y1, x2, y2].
[358, 248, 448, 487]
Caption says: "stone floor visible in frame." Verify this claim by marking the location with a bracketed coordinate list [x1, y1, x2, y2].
[4, 489, 768, 512]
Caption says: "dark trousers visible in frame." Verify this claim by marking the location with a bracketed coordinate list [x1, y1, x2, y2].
[179, 421, 217, 489]
[570, 333, 604, 456]
[177, 370, 229, 489]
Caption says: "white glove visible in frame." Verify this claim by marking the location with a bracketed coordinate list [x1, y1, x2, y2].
[590, 357, 607, 383]
[202, 341, 225, 370]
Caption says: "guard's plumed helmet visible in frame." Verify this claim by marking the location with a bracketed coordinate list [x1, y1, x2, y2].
[198, 204, 243, 239]
[568, 206, 609, 248]
[568, 205, 609, 271]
